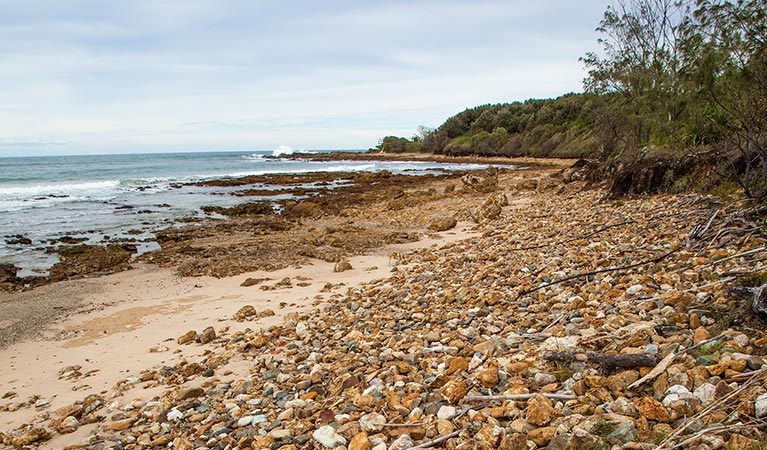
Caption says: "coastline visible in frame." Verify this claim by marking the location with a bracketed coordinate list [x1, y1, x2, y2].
[3, 155, 766, 449]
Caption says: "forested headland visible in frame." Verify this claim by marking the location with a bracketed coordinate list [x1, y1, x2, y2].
[377, 0, 767, 200]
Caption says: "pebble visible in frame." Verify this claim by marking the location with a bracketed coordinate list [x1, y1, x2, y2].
[313, 425, 347, 448]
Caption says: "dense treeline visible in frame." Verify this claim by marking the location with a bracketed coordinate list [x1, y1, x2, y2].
[378, 0, 767, 199]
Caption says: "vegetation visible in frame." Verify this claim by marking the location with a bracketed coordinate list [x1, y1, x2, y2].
[378, 0, 767, 200]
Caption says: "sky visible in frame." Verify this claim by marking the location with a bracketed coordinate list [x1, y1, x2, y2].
[0, 0, 611, 157]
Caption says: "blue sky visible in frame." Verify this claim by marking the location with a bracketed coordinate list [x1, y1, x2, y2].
[0, 0, 610, 156]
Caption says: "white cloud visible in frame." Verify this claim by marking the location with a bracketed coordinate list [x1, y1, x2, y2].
[0, 0, 611, 156]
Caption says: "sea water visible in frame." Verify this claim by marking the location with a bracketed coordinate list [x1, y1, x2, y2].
[0, 150, 505, 276]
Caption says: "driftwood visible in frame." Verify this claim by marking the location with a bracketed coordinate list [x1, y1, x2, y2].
[519, 247, 680, 297]
[411, 430, 462, 449]
[463, 393, 576, 402]
[544, 351, 658, 373]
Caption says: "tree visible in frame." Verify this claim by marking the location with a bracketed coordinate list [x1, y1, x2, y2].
[681, 0, 767, 200]
[583, 0, 693, 151]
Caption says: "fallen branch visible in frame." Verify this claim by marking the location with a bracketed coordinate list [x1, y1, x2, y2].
[463, 393, 576, 402]
[380, 423, 425, 428]
[628, 352, 676, 389]
[411, 430, 462, 449]
[519, 247, 680, 297]
[544, 351, 658, 373]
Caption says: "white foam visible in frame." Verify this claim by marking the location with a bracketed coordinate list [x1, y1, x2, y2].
[272, 145, 293, 157]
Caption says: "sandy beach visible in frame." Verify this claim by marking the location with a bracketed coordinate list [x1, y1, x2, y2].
[0, 222, 478, 449]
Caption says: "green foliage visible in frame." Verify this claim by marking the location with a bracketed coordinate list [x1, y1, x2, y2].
[424, 94, 601, 158]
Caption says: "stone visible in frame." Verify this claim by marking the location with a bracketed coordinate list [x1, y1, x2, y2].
[57, 416, 79, 434]
[693, 383, 716, 405]
[313, 425, 347, 448]
[388, 434, 414, 450]
[755, 393, 767, 418]
[477, 366, 499, 387]
[334, 260, 353, 272]
[177, 386, 204, 401]
[693, 326, 710, 344]
[499, 433, 528, 450]
[234, 305, 257, 319]
[295, 322, 309, 339]
[428, 216, 457, 232]
[349, 432, 372, 450]
[199, 326, 216, 344]
[237, 415, 254, 427]
[528, 426, 556, 447]
[437, 405, 457, 420]
[177, 330, 197, 345]
[108, 418, 136, 431]
[634, 396, 670, 423]
[359, 412, 386, 433]
[525, 394, 556, 426]
[441, 379, 468, 403]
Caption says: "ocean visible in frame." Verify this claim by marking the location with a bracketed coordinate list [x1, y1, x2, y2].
[0, 150, 502, 276]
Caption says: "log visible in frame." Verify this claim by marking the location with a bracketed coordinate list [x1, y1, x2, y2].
[544, 351, 658, 373]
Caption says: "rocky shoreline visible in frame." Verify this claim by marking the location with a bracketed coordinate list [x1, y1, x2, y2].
[2, 160, 767, 449]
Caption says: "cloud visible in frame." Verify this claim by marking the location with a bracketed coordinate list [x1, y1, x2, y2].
[0, 0, 611, 156]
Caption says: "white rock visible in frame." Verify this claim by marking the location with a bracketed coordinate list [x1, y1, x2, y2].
[534, 372, 557, 385]
[693, 383, 716, 405]
[755, 393, 767, 418]
[166, 409, 184, 421]
[437, 405, 457, 420]
[732, 333, 750, 348]
[359, 412, 386, 433]
[626, 284, 644, 295]
[237, 416, 254, 427]
[312, 425, 346, 448]
[389, 434, 415, 450]
[295, 322, 309, 339]
[539, 336, 580, 352]
[285, 399, 307, 409]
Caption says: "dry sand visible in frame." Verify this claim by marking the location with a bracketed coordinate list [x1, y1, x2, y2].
[0, 223, 478, 449]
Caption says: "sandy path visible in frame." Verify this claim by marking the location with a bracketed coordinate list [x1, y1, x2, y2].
[0, 223, 478, 449]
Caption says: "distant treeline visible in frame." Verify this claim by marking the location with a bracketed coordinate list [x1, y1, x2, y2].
[378, 0, 767, 200]
[378, 94, 601, 158]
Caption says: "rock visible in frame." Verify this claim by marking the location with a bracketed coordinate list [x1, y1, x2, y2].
[234, 305, 257, 319]
[528, 426, 556, 446]
[388, 434, 414, 450]
[525, 394, 556, 426]
[477, 366, 499, 387]
[437, 405, 457, 420]
[349, 432, 372, 450]
[634, 396, 670, 423]
[693, 326, 710, 344]
[499, 433, 528, 450]
[334, 260, 353, 272]
[295, 322, 309, 339]
[755, 393, 767, 418]
[108, 417, 136, 431]
[694, 383, 716, 405]
[313, 425, 347, 448]
[10, 427, 49, 447]
[237, 415, 254, 427]
[199, 326, 216, 344]
[440, 379, 468, 403]
[359, 412, 386, 433]
[428, 216, 457, 232]
[57, 416, 79, 434]
[177, 330, 197, 345]
[177, 386, 204, 401]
